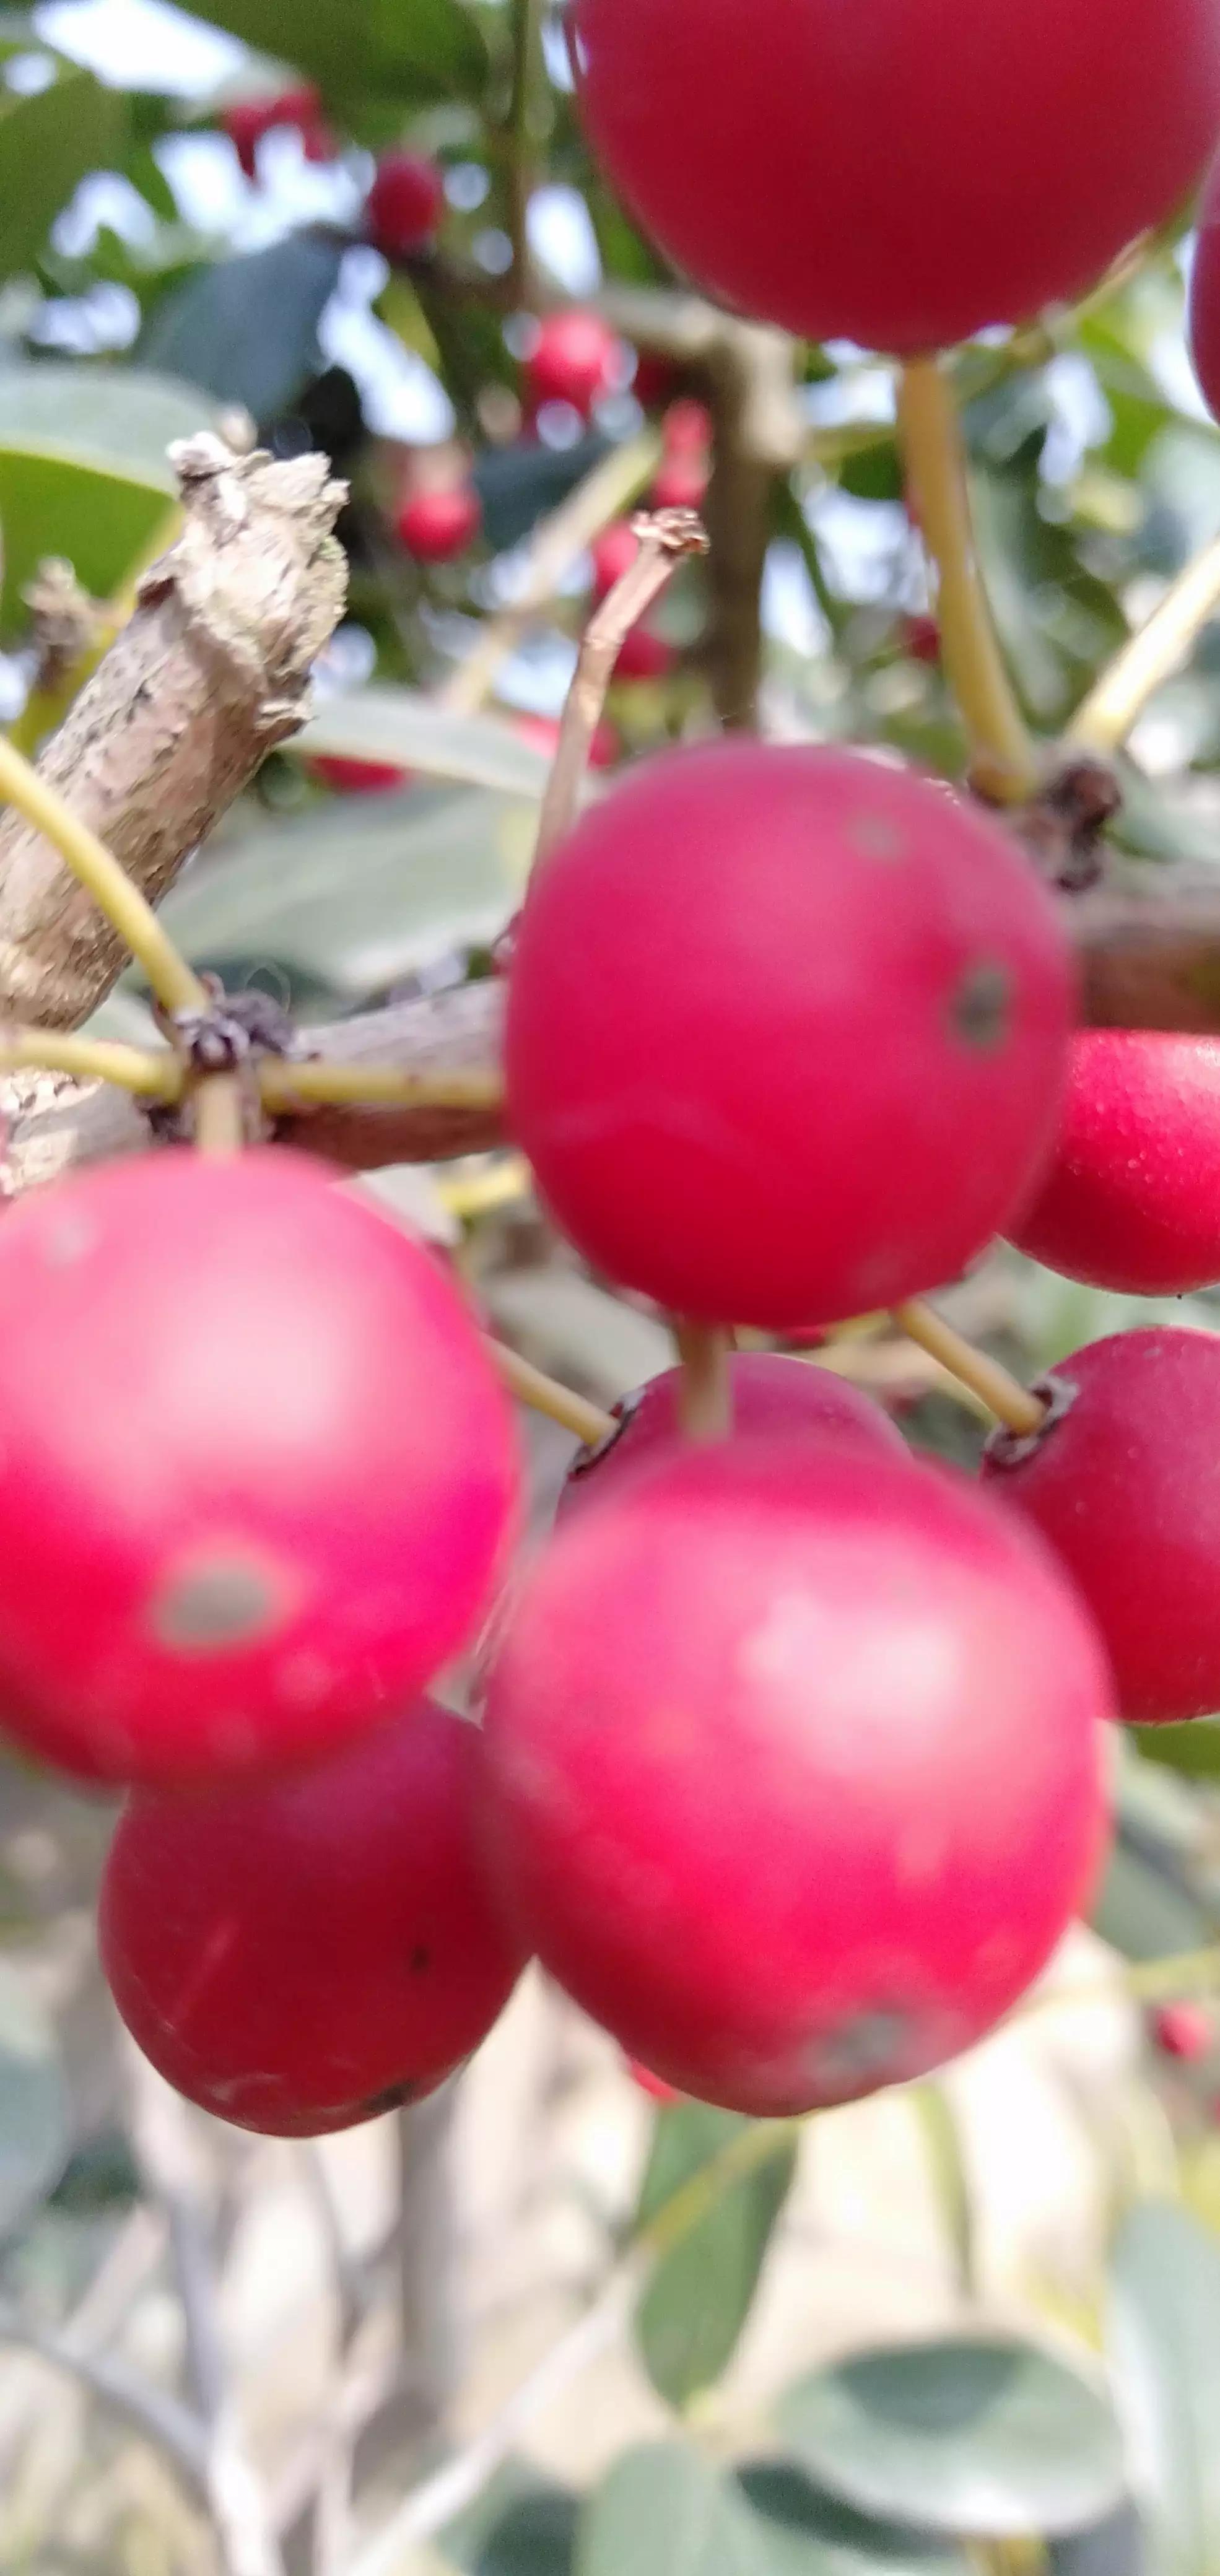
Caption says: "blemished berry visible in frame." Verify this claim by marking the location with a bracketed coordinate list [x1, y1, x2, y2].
[560, 1352, 907, 1523]
[1009, 1031, 1220, 1297]
[1190, 150, 1220, 419]
[224, 87, 331, 179]
[100, 1699, 525, 2135]
[526, 310, 617, 416]
[1151, 2001, 1213, 2062]
[366, 151, 445, 259]
[507, 742, 1074, 1329]
[0, 1150, 518, 1785]
[982, 1327, 1220, 1725]
[571, 0, 1220, 354]
[514, 711, 619, 770]
[613, 625, 676, 681]
[308, 754, 410, 794]
[590, 520, 639, 600]
[396, 482, 481, 564]
[479, 1443, 1111, 2117]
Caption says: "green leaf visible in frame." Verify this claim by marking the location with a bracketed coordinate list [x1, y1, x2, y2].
[1091, 1837, 1213, 1964]
[0, 69, 126, 282]
[777, 2338, 1126, 2539]
[441, 2463, 579, 2576]
[635, 2102, 797, 2409]
[183, 0, 487, 98]
[735, 2464, 972, 2576]
[175, 0, 362, 90]
[577, 2445, 788, 2576]
[137, 235, 345, 419]
[1108, 2200, 1220, 2576]
[297, 688, 552, 798]
[0, 1965, 69, 2242]
[0, 362, 220, 637]
[1131, 1721, 1220, 1780]
[368, 0, 490, 99]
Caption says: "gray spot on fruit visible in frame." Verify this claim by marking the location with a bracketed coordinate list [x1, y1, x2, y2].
[152, 1557, 282, 1654]
[808, 2006, 912, 2094]
[850, 813, 906, 861]
[951, 959, 1013, 1052]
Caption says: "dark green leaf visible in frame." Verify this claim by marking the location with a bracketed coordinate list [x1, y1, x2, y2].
[1131, 1721, 1220, 1780]
[0, 1965, 69, 2242]
[442, 2463, 579, 2576]
[368, 0, 489, 99]
[777, 2338, 1126, 2538]
[635, 2102, 796, 2409]
[1109, 2200, 1220, 2576]
[137, 235, 345, 419]
[0, 362, 219, 635]
[174, 0, 361, 89]
[0, 69, 125, 282]
[183, 0, 487, 98]
[736, 2464, 972, 2576]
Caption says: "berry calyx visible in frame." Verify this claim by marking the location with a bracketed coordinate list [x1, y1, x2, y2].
[100, 1699, 525, 2135]
[525, 311, 617, 417]
[560, 1351, 907, 1523]
[479, 1443, 1111, 2117]
[366, 151, 445, 260]
[571, 0, 1220, 352]
[1009, 1032, 1220, 1295]
[506, 742, 1074, 1328]
[982, 1326, 1220, 1725]
[224, 87, 333, 179]
[1151, 2001, 1213, 2062]
[0, 1149, 518, 1783]
[308, 754, 410, 794]
[590, 520, 639, 600]
[396, 481, 482, 563]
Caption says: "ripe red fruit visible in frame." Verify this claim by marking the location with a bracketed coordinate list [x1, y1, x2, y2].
[613, 625, 676, 681]
[1190, 151, 1220, 418]
[572, 0, 1220, 354]
[590, 520, 639, 599]
[1151, 2001, 1212, 2063]
[308, 754, 409, 794]
[507, 742, 1073, 1328]
[396, 482, 481, 563]
[366, 151, 445, 259]
[526, 310, 617, 416]
[479, 1444, 1111, 2116]
[100, 1699, 525, 2135]
[514, 711, 619, 770]
[631, 353, 680, 410]
[560, 1352, 907, 1523]
[651, 452, 709, 511]
[905, 616, 941, 666]
[1008, 1032, 1220, 1295]
[982, 1327, 1220, 1725]
[0, 1150, 518, 1785]
[224, 87, 332, 179]
[662, 399, 713, 458]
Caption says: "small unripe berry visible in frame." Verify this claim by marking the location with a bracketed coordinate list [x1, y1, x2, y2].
[396, 482, 482, 563]
[1009, 1032, 1220, 1295]
[1151, 2001, 1213, 2063]
[308, 754, 409, 794]
[366, 151, 445, 259]
[101, 1699, 525, 2135]
[982, 1326, 1220, 1725]
[560, 1352, 907, 1523]
[507, 742, 1074, 1328]
[526, 311, 617, 417]
[479, 1444, 1111, 2115]
[0, 1150, 518, 1783]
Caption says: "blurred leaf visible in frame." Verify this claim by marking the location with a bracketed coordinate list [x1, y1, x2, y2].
[1091, 1839, 1213, 1964]
[908, 2086, 975, 2300]
[442, 2464, 579, 2576]
[0, 1964, 69, 2242]
[155, 783, 533, 1002]
[0, 69, 125, 282]
[1131, 1721, 1220, 1780]
[0, 362, 212, 636]
[1109, 2201, 1220, 2576]
[1048, 2507, 1145, 2576]
[777, 2338, 1126, 2539]
[369, 0, 490, 100]
[138, 234, 345, 418]
[736, 2465, 973, 2576]
[183, 0, 487, 98]
[298, 687, 552, 796]
[577, 2445, 793, 2576]
[635, 2102, 796, 2409]
[474, 433, 611, 554]
[174, 0, 360, 87]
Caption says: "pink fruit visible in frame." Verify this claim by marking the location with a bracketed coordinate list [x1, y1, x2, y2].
[367, 152, 445, 258]
[1009, 1031, 1220, 1294]
[560, 1351, 907, 1523]
[396, 482, 481, 563]
[526, 311, 617, 416]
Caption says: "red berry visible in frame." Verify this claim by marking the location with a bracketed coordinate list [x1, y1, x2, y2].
[366, 152, 445, 259]
[526, 311, 617, 417]
[100, 1699, 525, 2135]
[479, 1445, 1111, 2116]
[1191, 150, 1220, 417]
[507, 742, 1073, 1329]
[396, 482, 481, 564]
[572, 0, 1220, 353]
[1151, 2001, 1212, 2062]
[651, 453, 709, 511]
[613, 625, 676, 681]
[224, 86, 329, 180]
[514, 711, 619, 770]
[308, 754, 410, 794]
[626, 2058, 680, 2104]
[982, 1326, 1220, 1726]
[1009, 1032, 1220, 1295]
[560, 1352, 907, 1523]
[590, 520, 639, 599]
[661, 399, 713, 458]
[0, 1150, 518, 1785]
[631, 353, 680, 410]
[905, 615, 941, 666]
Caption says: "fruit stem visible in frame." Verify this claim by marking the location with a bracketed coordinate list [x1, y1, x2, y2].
[0, 734, 208, 1017]
[484, 1336, 616, 1448]
[1066, 530, 1220, 757]
[894, 1299, 1045, 1438]
[895, 358, 1039, 805]
[532, 508, 710, 869]
[0, 1026, 183, 1097]
[191, 1070, 246, 1157]
[258, 1058, 505, 1113]
[673, 1320, 733, 1441]
[506, 0, 541, 302]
